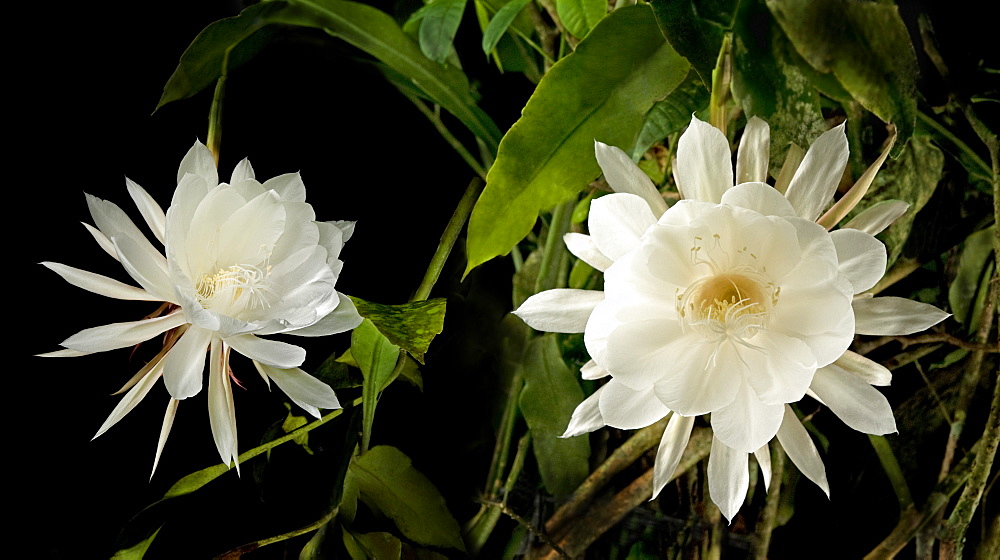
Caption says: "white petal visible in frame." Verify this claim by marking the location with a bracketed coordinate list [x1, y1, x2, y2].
[594, 140, 668, 217]
[329, 220, 356, 243]
[36, 348, 93, 357]
[755, 444, 772, 491]
[817, 130, 896, 229]
[562, 385, 606, 437]
[720, 182, 795, 217]
[710, 377, 784, 453]
[85, 193, 162, 264]
[262, 172, 307, 202]
[41, 261, 158, 301]
[61, 311, 186, 353]
[177, 139, 218, 186]
[112, 236, 172, 302]
[83, 222, 118, 260]
[564, 232, 614, 272]
[161, 326, 212, 400]
[651, 413, 695, 498]
[784, 123, 849, 221]
[151, 398, 180, 478]
[810, 365, 896, 434]
[736, 116, 770, 184]
[230, 158, 255, 184]
[707, 436, 749, 523]
[283, 293, 364, 337]
[776, 405, 830, 496]
[227, 334, 306, 369]
[93, 362, 163, 440]
[256, 362, 341, 417]
[831, 228, 887, 294]
[126, 178, 167, 244]
[598, 378, 671, 430]
[514, 289, 604, 333]
[834, 350, 891, 386]
[674, 116, 734, 203]
[588, 193, 658, 260]
[208, 338, 239, 470]
[645, 335, 741, 415]
[580, 359, 609, 380]
[742, 332, 817, 406]
[853, 297, 950, 335]
[842, 200, 909, 236]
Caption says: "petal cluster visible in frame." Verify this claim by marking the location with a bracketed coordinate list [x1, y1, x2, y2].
[515, 117, 949, 520]
[42, 140, 363, 473]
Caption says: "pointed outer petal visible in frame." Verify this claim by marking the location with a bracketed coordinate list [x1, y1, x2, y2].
[112, 236, 173, 302]
[784, 123, 849, 221]
[93, 362, 164, 440]
[805, 387, 825, 405]
[843, 200, 910, 236]
[280, 292, 363, 337]
[598, 378, 671, 430]
[674, 116, 734, 203]
[226, 334, 306, 369]
[514, 289, 604, 333]
[755, 444, 772, 492]
[208, 338, 239, 470]
[151, 398, 180, 478]
[61, 311, 186, 353]
[562, 385, 606, 437]
[736, 117, 770, 184]
[41, 262, 158, 301]
[776, 405, 830, 497]
[810, 365, 897, 435]
[166, 173, 211, 244]
[710, 377, 785, 452]
[262, 172, 308, 202]
[86, 194, 165, 271]
[161, 326, 211, 399]
[329, 220, 356, 243]
[853, 297, 951, 335]
[720, 182, 795, 217]
[83, 222, 118, 260]
[831, 229, 887, 294]
[773, 143, 805, 195]
[230, 158, 255, 184]
[256, 362, 340, 418]
[651, 414, 695, 499]
[36, 348, 93, 357]
[588, 193, 658, 261]
[742, 332, 818, 405]
[834, 350, 892, 386]
[708, 436, 750, 523]
[594, 140, 669, 217]
[564, 232, 614, 272]
[177, 139, 218, 186]
[126, 178, 167, 244]
[817, 130, 896, 230]
[643, 335, 743, 415]
[316, 220, 346, 264]
[580, 359, 609, 380]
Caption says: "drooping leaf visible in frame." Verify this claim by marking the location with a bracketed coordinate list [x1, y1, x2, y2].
[111, 526, 162, 560]
[519, 334, 590, 497]
[631, 72, 710, 160]
[419, 0, 468, 63]
[313, 352, 364, 389]
[648, 0, 737, 86]
[557, 0, 607, 39]
[481, 0, 533, 54]
[948, 226, 996, 332]
[766, 0, 918, 153]
[350, 296, 446, 363]
[343, 530, 403, 560]
[466, 4, 689, 273]
[350, 446, 467, 551]
[352, 318, 400, 451]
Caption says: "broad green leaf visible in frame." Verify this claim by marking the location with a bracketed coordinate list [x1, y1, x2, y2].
[419, 0, 468, 63]
[481, 0, 533, 54]
[766, 0, 918, 154]
[313, 352, 364, 389]
[351, 446, 466, 551]
[631, 72, 709, 160]
[466, 4, 689, 273]
[519, 334, 590, 497]
[343, 530, 402, 560]
[731, 0, 827, 175]
[156, 2, 280, 110]
[948, 226, 995, 331]
[111, 526, 162, 560]
[270, 0, 502, 152]
[352, 318, 400, 451]
[350, 296, 447, 363]
[557, 0, 607, 39]
[649, 0, 736, 86]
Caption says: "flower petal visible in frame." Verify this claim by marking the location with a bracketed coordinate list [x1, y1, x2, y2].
[598, 378, 671, 430]
[834, 350, 891, 386]
[594, 140, 668, 217]
[162, 326, 212, 400]
[208, 338, 239, 470]
[742, 332, 818, 405]
[842, 200, 909, 236]
[41, 261, 158, 301]
[177, 139, 218, 186]
[85, 193, 163, 267]
[710, 377, 784, 452]
[564, 232, 614, 272]
[151, 398, 180, 478]
[755, 444, 772, 491]
[707, 436, 749, 523]
[736, 116, 770, 184]
[282, 292, 363, 337]
[227, 333, 306, 369]
[61, 311, 186, 353]
[580, 359, 609, 380]
[674, 116, 734, 203]
[126, 178, 167, 244]
[775, 405, 829, 496]
[810, 365, 896, 435]
[645, 335, 741, 415]
[230, 158, 255, 184]
[562, 385, 606, 437]
[256, 362, 341, 418]
[784, 123, 848, 221]
[817, 130, 896, 229]
[853, 296, 950, 335]
[112, 235, 173, 302]
[263, 172, 308, 202]
[651, 413, 695, 499]
[588, 193, 658, 260]
[92, 362, 164, 440]
[831, 228, 887, 294]
[720, 182, 795, 217]
[514, 289, 604, 333]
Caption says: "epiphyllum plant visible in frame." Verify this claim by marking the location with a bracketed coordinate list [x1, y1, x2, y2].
[41, 140, 363, 473]
[515, 117, 950, 520]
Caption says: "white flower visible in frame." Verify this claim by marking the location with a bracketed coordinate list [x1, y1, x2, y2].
[515, 117, 949, 521]
[41, 140, 363, 474]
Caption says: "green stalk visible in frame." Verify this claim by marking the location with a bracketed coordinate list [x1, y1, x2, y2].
[534, 200, 574, 294]
[402, 92, 489, 181]
[413, 178, 484, 301]
[869, 435, 914, 510]
[206, 48, 231, 166]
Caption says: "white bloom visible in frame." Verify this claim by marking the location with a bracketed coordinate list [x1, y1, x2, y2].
[41, 140, 363, 473]
[516, 116, 949, 521]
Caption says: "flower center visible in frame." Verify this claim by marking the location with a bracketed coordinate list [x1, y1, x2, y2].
[195, 264, 272, 315]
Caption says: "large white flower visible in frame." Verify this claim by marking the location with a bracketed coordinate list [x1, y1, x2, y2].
[515, 117, 949, 521]
[41, 140, 363, 473]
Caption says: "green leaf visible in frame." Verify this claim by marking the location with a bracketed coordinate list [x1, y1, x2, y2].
[111, 526, 161, 559]
[419, 0, 468, 63]
[766, 0, 918, 154]
[343, 530, 403, 560]
[313, 352, 364, 389]
[519, 334, 590, 497]
[352, 318, 401, 452]
[481, 0, 533, 54]
[351, 446, 467, 551]
[631, 72, 709, 160]
[648, 0, 736, 86]
[557, 0, 607, 39]
[948, 226, 996, 331]
[350, 296, 447, 363]
[466, 4, 689, 273]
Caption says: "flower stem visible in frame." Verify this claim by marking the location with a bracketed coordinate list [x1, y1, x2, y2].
[206, 46, 231, 166]
[413, 177, 484, 300]
[709, 34, 733, 138]
[534, 199, 574, 294]
[216, 508, 337, 558]
[869, 435, 914, 510]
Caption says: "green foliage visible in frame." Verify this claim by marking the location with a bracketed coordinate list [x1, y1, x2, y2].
[631, 72, 710, 160]
[557, 0, 607, 39]
[351, 296, 447, 363]
[466, 4, 690, 273]
[948, 226, 996, 332]
[481, 0, 533, 54]
[111, 527, 161, 559]
[649, 0, 737, 86]
[417, 0, 468, 64]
